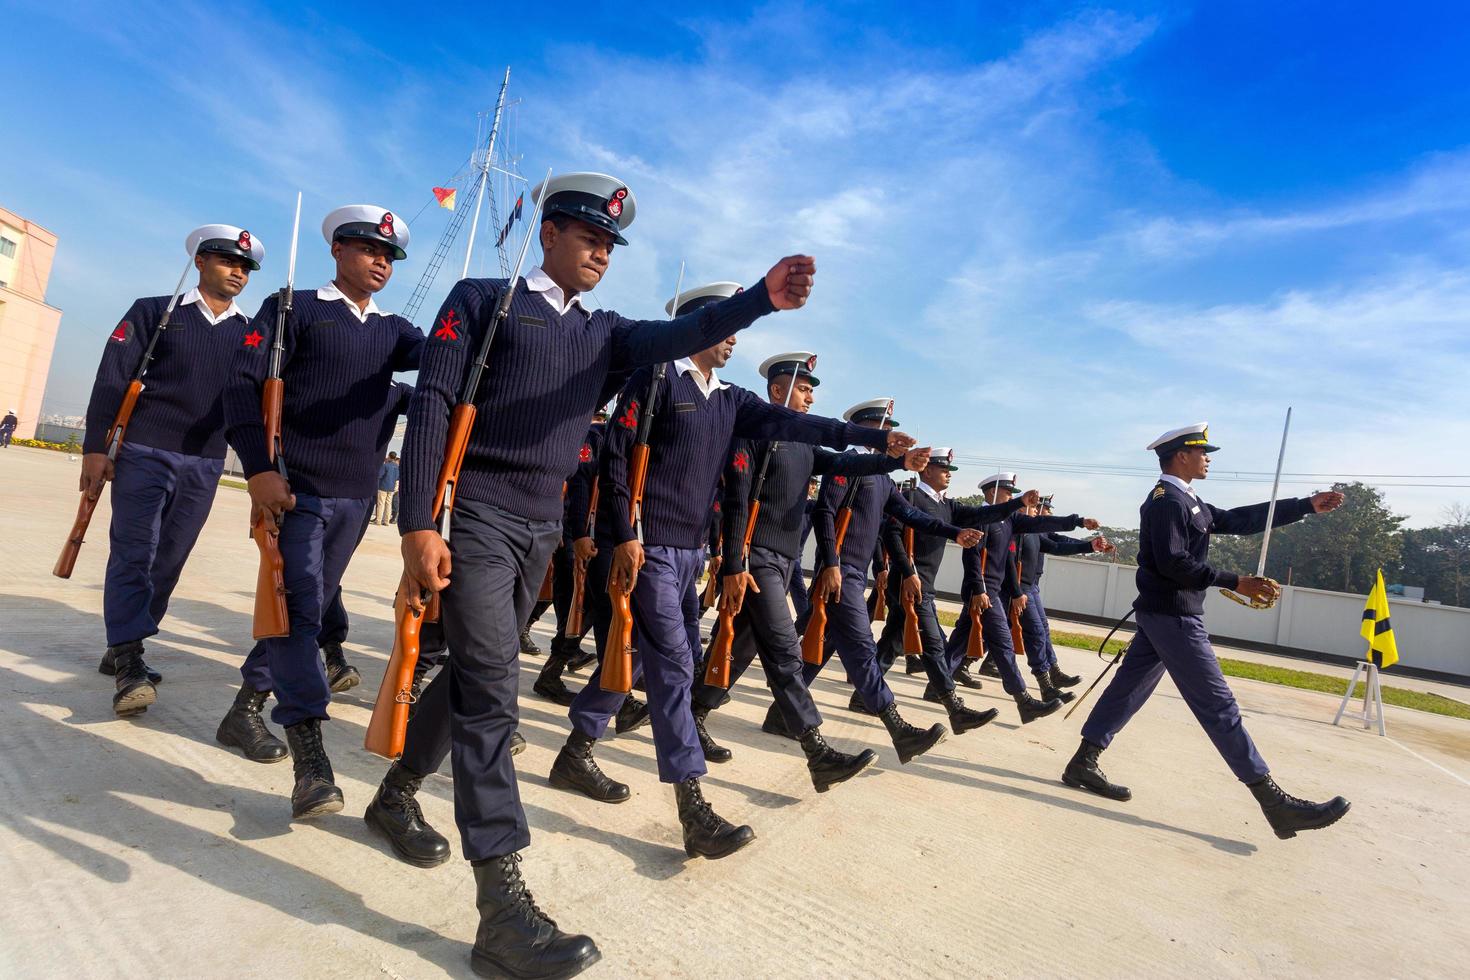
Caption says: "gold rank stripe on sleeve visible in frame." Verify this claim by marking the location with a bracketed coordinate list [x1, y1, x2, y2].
[1152, 482, 1167, 499]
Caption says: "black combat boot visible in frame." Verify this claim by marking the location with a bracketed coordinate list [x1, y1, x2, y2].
[470, 854, 601, 979]
[1035, 670, 1076, 705]
[99, 645, 162, 684]
[920, 681, 945, 704]
[692, 705, 732, 764]
[215, 684, 288, 762]
[1048, 664, 1081, 688]
[1247, 775, 1351, 839]
[848, 689, 874, 715]
[614, 695, 649, 734]
[548, 731, 630, 803]
[941, 691, 1000, 735]
[565, 646, 597, 673]
[1015, 691, 1063, 724]
[879, 703, 947, 764]
[675, 778, 755, 859]
[109, 641, 156, 716]
[904, 655, 925, 675]
[511, 731, 527, 757]
[533, 654, 578, 706]
[952, 664, 982, 689]
[519, 627, 542, 656]
[283, 719, 344, 819]
[365, 761, 451, 868]
[321, 642, 361, 694]
[1061, 740, 1131, 801]
[978, 656, 1001, 677]
[799, 728, 878, 793]
[761, 702, 797, 740]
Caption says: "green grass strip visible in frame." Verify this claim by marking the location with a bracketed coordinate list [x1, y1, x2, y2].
[220, 478, 248, 491]
[934, 609, 1470, 720]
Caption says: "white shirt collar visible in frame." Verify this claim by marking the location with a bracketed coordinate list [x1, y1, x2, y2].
[674, 357, 730, 399]
[916, 480, 946, 503]
[317, 281, 381, 322]
[1160, 474, 1197, 498]
[523, 265, 585, 316]
[181, 287, 244, 326]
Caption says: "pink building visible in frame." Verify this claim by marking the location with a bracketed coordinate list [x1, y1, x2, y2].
[0, 205, 62, 440]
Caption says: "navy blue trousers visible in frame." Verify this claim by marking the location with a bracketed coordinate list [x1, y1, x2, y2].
[693, 546, 824, 734]
[789, 563, 810, 621]
[570, 545, 707, 784]
[798, 564, 896, 713]
[941, 585, 1031, 696]
[1018, 584, 1059, 673]
[318, 506, 372, 648]
[398, 499, 560, 861]
[239, 494, 370, 726]
[875, 589, 955, 693]
[1081, 610, 1269, 783]
[103, 443, 222, 646]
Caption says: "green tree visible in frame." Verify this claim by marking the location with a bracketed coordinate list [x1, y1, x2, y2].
[1399, 504, 1470, 607]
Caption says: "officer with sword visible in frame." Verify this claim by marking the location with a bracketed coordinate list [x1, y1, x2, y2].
[1062, 419, 1352, 841]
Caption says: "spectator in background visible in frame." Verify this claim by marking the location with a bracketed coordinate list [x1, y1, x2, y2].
[0, 409, 17, 448]
[373, 452, 400, 525]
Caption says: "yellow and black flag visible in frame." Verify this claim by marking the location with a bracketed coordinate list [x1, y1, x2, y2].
[1360, 568, 1399, 669]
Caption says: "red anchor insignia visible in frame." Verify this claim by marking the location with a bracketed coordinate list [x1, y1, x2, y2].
[242, 329, 264, 348]
[436, 309, 461, 341]
[618, 399, 639, 430]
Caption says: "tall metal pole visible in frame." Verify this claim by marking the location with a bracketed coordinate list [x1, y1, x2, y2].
[460, 67, 511, 279]
[1255, 406, 1293, 577]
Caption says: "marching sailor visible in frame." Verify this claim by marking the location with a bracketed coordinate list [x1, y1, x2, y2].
[551, 303, 912, 855]
[85, 224, 262, 715]
[370, 173, 818, 980]
[1063, 423, 1351, 840]
[222, 205, 424, 810]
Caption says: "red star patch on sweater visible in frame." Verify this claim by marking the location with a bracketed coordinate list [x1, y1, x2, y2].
[242, 330, 264, 348]
[833, 476, 848, 487]
[579, 443, 592, 463]
[436, 309, 461, 341]
[618, 400, 639, 430]
[732, 450, 750, 472]
[109, 321, 132, 344]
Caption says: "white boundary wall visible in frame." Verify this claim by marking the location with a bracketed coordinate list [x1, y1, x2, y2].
[802, 539, 1470, 679]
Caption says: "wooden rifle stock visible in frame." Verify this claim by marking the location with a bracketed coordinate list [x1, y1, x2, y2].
[870, 569, 888, 621]
[53, 380, 144, 579]
[364, 582, 423, 759]
[250, 377, 290, 639]
[965, 548, 988, 659]
[566, 484, 598, 638]
[537, 557, 555, 602]
[700, 554, 722, 609]
[801, 506, 852, 665]
[702, 498, 759, 688]
[601, 442, 648, 694]
[901, 527, 922, 654]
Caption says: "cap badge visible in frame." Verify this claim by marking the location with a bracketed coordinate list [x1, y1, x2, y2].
[379, 212, 395, 237]
[605, 188, 627, 219]
[237, 230, 252, 251]
[806, 354, 818, 371]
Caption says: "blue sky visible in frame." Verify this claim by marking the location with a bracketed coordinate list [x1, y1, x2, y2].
[5, 0, 1470, 527]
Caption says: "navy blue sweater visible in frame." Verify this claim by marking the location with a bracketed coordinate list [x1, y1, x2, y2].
[563, 422, 604, 544]
[223, 290, 424, 498]
[85, 295, 251, 459]
[1136, 481, 1312, 616]
[720, 440, 904, 571]
[812, 464, 966, 573]
[597, 367, 887, 550]
[963, 511, 1084, 597]
[399, 277, 777, 532]
[882, 489, 1024, 589]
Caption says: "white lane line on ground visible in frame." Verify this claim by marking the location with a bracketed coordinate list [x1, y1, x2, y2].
[1387, 736, 1470, 789]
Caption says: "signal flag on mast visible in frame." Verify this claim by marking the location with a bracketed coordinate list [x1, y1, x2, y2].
[495, 193, 524, 247]
[432, 186, 457, 211]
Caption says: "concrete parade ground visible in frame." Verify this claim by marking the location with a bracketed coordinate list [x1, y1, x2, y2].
[1, 444, 1467, 978]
